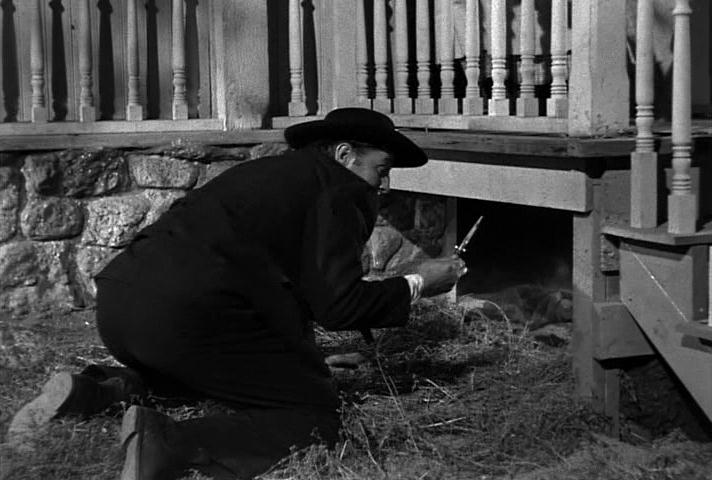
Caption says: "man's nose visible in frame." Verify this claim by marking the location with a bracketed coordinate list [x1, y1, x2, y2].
[379, 175, 390, 193]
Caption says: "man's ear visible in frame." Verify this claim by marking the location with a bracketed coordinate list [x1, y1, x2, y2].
[334, 142, 356, 168]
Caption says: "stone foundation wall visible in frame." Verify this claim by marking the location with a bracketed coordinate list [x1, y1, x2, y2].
[0, 143, 449, 320]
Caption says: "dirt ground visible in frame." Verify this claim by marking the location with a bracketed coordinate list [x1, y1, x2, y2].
[1, 299, 712, 480]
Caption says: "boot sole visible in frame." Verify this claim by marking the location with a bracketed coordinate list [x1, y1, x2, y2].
[7, 372, 74, 449]
[120, 405, 144, 480]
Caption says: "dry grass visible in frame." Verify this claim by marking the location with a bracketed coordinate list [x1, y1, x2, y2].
[1, 301, 711, 480]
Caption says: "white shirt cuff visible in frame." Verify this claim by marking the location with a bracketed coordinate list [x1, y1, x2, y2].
[404, 274, 424, 304]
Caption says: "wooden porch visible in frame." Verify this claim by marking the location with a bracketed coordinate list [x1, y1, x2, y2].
[0, 0, 711, 430]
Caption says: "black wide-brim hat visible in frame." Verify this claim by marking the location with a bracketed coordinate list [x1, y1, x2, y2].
[284, 108, 427, 168]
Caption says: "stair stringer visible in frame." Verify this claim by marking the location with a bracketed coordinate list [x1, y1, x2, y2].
[619, 242, 712, 422]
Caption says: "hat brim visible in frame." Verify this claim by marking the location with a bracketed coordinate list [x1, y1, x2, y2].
[284, 120, 427, 168]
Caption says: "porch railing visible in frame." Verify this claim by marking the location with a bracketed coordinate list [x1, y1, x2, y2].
[275, 0, 631, 136]
[0, 0, 225, 134]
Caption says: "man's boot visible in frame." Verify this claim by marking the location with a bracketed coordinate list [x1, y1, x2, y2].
[119, 406, 209, 480]
[8, 369, 145, 450]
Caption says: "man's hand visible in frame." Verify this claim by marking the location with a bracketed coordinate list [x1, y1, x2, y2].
[415, 256, 467, 297]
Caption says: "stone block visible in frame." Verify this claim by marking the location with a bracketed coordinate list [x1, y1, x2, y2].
[377, 193, 415, 230]
[76, 245, 119, 300]
[22, 154, 60, 195]
[249, 143, 289, 160]
[367, 225, 403, 272]
[82, 195, 150, 247]
[21, 198, 84, 240]
[141, 189, 186, 226]
[414, 196, 446, 238]
[0, 242, 38, 288]
[0, 170, 19, 242]
[34, 241, 73, 286]
[129, 154, 200, 189]
[197, 161, 242, 188]
[59, 149, 129, 197]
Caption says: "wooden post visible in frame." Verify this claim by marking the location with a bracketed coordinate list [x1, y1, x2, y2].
[172, 0, 188, 119]
[438, 0, 457, 114]
[568, 0, 628, 135]
[517, 0, 538, 117]
[630, 0, 657, 228]
[415, 0, 434, 114]
[393, 0, 411, 114]
[77, 0, 95, 122]
[462, 0, 482, 115]
[667, 0, 696, 234]
[356, 0, 369, 106]
[126, 0, 143, 121]
[489, 0, 508, 116]
[30, 0, 47, 123]
[547, 0, 568, 118]
[288, 0, 307, 116]
[373, 0, 391, 113]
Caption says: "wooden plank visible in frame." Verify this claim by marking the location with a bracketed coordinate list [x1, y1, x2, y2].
[678, 321, 712, 342]
[571, 181, 607, 407]
[0, 118, 223, 135]
[0, 128, 284, 151]
[593, 302, 654, 360]
[390, 159, 591, 212]
[603, 219, 712, 246]
[620, 242, 712, 421]
[393, 115, 569, 134]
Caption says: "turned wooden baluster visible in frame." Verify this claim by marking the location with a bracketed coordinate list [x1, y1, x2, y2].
[78, 0, 95, 122]
[288, 0, 306, 115]
[172, 0, 188, 119]
[356, 0, 369, 106]
[126, 0, 143, 120]
[438, 0, 457, 114]
[415, 0, 434, 114]
[709, 247, 712, 326]
[30, 0, 47, 122]
[393, 0, 410, 114]
[517, 0, 538, 116]
[463, 0, 482, 115]
[630, 0, 657, 228]
[547, 0, 568, 118]
[373, 0, 390, 112]
[489, 0, 508, 116]
[668, 0, 696, 234]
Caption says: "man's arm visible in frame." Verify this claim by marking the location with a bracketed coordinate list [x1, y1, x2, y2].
[299, 185, 411, 331]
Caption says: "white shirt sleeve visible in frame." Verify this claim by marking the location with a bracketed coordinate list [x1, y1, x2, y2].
[404, 274, 424, 304]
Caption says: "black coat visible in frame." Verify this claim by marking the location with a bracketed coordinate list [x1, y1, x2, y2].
[95, 146, 411, 410]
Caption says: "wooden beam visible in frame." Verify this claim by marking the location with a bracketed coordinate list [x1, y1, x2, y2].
[620, 241, 712, 421]
[593, 302, 654, 360]
[390, 159, 592, 212]
[0, 129, 284, 152]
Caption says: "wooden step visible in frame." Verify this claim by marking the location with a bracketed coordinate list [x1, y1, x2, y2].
[603, 219, 712, 247]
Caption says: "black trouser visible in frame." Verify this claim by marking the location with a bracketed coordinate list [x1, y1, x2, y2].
[94, 273, 340, 479]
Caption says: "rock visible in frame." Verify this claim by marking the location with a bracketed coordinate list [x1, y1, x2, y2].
[75, 246, 119, 300]
[22, 153, 60, 195]
[0, 170, 19, 242]
[58, 149, 129, 197]
[0, 242, 38, 288]
[82, 195, 149, 247]
[129, 154, 200, 189]
[385, 239, 424, 275]
[367, 225, 403, 271]
[531, 324, 572, 347]
[0, 241, 75, 315]
[249, 143, 289, 160]
[377, 193, 415, 230]
[20, 197, 84, 240]
[197, 160, 242, 188]
[414, 196, 446, 237]
[141, 189, 186, 226]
